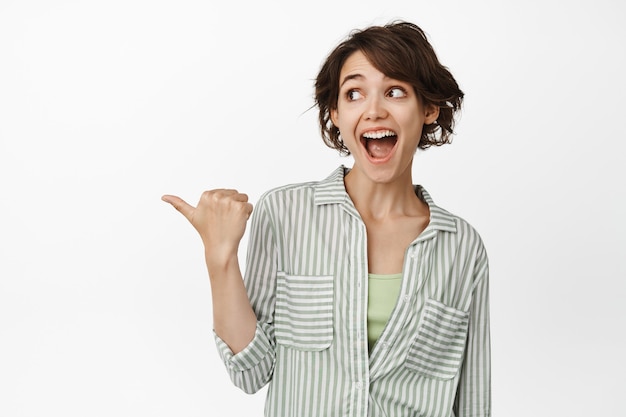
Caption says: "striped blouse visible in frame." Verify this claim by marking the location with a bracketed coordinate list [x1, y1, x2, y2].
[214, 166, 491, 417]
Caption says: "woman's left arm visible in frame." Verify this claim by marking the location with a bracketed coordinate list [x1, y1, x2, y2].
[454, 242, 491, 417]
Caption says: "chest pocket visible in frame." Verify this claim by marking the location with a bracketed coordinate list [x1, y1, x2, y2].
[274, 272, 334, 351]
[405, 298, 470, 380]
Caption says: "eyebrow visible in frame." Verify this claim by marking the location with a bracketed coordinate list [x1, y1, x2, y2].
[339, 73, 363, 88]
[339, 73, 397, 89]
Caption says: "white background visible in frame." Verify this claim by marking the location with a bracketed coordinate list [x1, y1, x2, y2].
[1, 0, 625, 415]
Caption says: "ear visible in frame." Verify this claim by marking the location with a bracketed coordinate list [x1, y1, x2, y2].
[330, 108, 338, 127]
[424, 104, 440, 125]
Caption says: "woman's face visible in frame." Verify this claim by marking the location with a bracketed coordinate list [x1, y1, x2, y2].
[331, 50, 438, 185]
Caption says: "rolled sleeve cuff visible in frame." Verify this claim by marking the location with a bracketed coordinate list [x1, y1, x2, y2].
[213, 324, 272, 372]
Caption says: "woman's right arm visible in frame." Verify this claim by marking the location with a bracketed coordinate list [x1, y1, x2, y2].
[162, 190, 277, 393]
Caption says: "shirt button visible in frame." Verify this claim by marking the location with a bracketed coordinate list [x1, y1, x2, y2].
[403, 294, 410, 302]
[355, 381, 363, 389]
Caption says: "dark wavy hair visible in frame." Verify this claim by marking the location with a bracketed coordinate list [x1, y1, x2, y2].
[315, 21, 464, 155]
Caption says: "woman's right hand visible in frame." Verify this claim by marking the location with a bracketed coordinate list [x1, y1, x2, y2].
[162, 190, 253, 265]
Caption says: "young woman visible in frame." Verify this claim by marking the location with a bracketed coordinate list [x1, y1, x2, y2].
[163, 21, 490, 417]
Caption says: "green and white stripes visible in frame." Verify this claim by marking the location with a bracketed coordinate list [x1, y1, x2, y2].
[214, 166, 491, 417]
[275, 273, 334, 350]
[405, 298, 470, 380]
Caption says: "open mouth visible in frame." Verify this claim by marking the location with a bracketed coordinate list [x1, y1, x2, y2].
[361, 129, 398, 159]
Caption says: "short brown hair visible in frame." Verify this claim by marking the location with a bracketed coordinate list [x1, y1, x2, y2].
[315, 21, 464, 155]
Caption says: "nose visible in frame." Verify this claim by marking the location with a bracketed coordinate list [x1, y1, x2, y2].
[364, 95, 388, 120]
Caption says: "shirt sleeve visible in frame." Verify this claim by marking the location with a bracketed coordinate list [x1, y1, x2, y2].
[454, 240, 491, 417]
[213, 323, 275, 394]
[213, 193, 278, 394]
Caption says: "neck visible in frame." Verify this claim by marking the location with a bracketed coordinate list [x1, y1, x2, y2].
[344, 165, 426, 221]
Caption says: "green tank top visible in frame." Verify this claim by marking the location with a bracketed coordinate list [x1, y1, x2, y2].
[367, 273, 403, 351]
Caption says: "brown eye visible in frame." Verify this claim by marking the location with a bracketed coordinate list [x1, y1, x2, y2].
[387, 87, 407, 98]
[347, 90, 363, 101]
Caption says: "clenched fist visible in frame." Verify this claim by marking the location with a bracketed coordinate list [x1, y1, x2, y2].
[162, 190, 253, 265]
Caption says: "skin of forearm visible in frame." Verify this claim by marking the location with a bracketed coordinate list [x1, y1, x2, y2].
[206, 251, 257, 354]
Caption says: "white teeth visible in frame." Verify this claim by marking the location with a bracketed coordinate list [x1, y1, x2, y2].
[362, 130, 396, 139]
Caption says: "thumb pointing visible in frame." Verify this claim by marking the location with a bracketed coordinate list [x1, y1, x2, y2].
[162, 194, 195, 221]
